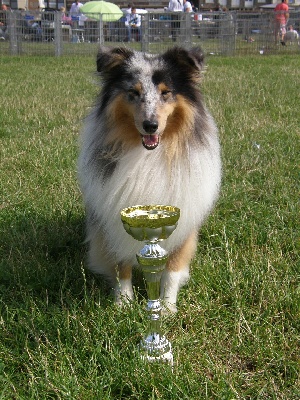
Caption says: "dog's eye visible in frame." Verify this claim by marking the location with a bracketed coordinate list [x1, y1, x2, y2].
[128, 89, 140, 100]
[161, 90, 172, 100]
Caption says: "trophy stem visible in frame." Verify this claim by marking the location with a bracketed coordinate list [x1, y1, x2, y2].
[137, 243, 173, 365]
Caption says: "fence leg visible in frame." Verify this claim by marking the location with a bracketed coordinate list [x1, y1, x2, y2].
[9, 12, 21, 55]
[55, 11, 62, 56]
[141, 14, 149, 53]
[99, 16, 104, 45]
[184, 14, 192, 47]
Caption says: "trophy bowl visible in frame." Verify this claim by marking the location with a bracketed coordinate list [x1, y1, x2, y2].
[120, 205, 180, 243]
[120, 205, 180, 365]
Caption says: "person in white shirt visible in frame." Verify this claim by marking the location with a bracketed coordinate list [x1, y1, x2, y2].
[125, 7, 141, 41]
[183, 0, 192, 12]
[168, 0, 183, 41]
[69, 0, 84, 32]
[168, 0, 183, 12]
[69, 0, 83, 15]
[284, 25, 299, 44]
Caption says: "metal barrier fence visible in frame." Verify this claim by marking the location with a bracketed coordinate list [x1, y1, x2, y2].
[0, 10, 299, 56]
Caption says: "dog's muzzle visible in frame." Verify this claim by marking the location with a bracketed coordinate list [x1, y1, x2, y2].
[142, 120, 159, 150]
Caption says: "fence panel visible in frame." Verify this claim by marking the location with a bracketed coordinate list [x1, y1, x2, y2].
[0, 10, 299, 57]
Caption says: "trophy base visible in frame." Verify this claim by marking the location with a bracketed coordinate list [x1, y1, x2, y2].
[141, 351, 173, 366]
[140, 334, 173, 366]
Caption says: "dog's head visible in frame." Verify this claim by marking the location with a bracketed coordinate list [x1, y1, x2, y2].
[96, 46, 205, 151]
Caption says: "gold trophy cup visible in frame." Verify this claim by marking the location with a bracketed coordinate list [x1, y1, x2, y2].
[120, 205, 180, 365]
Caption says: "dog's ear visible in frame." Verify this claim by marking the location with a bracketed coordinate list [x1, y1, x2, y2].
[188, 46, 205, 70]
[96, 46, 134, 73]
[162, 46, 205, 80]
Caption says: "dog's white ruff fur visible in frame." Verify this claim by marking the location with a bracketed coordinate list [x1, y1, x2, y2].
[78, 108, 221, 310]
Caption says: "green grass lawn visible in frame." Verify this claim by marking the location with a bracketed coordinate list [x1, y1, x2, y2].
[0, 54, 299, 399]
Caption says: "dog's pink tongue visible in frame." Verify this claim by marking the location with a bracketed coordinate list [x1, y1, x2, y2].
[142, 134, 159, 150]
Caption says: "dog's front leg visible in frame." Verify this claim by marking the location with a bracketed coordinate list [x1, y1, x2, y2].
[160, 231, 198, 313]
[114, 263, 134, 305]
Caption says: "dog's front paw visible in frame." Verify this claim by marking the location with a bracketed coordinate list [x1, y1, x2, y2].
[114, 280, 134, 306]
[161, 302, 177, 315]
[114, 294, 134, 309]
[114, 293, 134, 307]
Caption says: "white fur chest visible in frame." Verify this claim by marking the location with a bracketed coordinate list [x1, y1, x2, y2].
[84, 137, 221, 265]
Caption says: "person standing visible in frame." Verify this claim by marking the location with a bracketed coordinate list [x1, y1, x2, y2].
[168, 0, 183, 13]
[69, 0, 83, 33]
[168, 0, 183, 42]
[183, 0, 192, 12]
[69, 0, 83, 16]
[274, 0, 289, 44]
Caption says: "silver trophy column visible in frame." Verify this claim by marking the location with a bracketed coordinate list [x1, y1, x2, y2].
[121, 205, 180, 365]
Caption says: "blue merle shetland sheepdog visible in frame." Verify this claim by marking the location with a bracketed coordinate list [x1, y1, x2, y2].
[78, 46, 221, 312]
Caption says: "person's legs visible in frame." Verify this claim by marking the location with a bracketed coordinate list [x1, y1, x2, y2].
[127, 26, 131, 41]
[274, 20, 280, 43]
[280, 24, 286, 43]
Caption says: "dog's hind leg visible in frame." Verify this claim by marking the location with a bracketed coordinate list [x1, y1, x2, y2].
[88, 232, 134, 304]
[160, 231, 198, 313]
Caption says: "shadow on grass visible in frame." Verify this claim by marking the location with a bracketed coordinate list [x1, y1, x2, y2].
[0, 210, 113, 309]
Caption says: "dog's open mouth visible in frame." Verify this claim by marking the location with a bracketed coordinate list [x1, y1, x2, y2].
[142, 134, 160, 150]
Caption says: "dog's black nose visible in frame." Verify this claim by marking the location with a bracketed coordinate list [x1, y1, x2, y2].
[143, 120, 158, 134]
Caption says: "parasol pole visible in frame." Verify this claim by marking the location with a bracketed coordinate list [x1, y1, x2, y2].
[99, 13, 104, 44]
